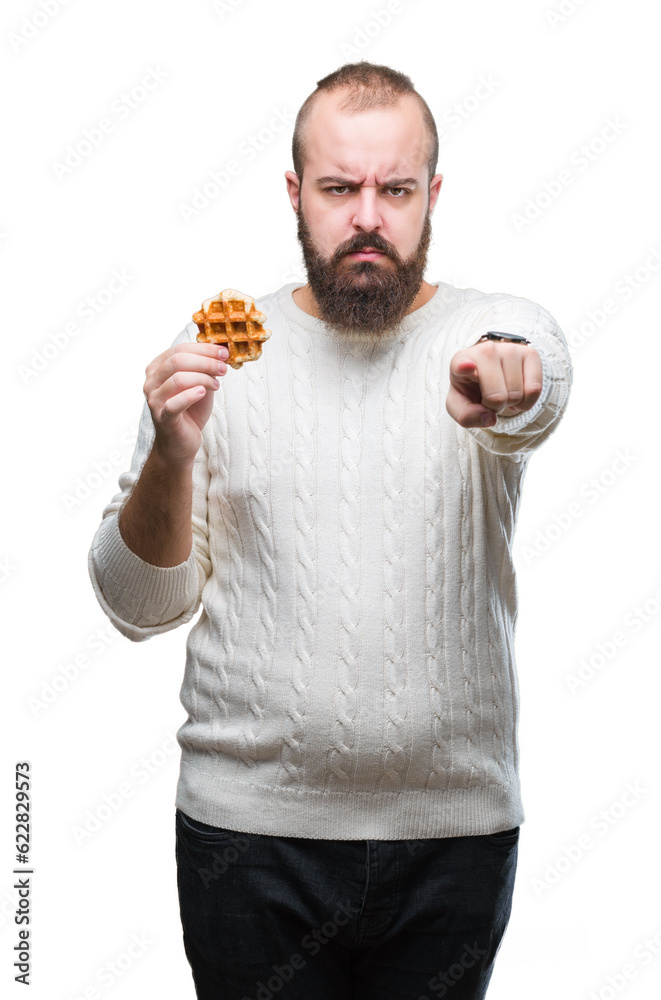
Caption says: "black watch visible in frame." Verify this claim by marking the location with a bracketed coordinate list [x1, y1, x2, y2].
[477, 330, 531, 345]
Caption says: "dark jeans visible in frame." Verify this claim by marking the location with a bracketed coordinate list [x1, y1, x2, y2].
[175, 808, 518, 1000]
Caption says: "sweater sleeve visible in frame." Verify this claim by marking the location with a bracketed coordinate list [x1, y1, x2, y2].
[448, 292, 573, 457]
[88, 326, 212, 641]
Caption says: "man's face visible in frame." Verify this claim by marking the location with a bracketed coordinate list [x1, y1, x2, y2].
[286, 91, 442, 337]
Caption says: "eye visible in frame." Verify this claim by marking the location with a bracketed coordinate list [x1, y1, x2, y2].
[326, 185, 351, 195]
[387, 187, 409, 198]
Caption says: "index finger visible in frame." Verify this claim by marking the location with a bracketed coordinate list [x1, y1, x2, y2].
[145, 341, 230, 391]
[174, 340, 229, 358]
[151, 341, 230, 369]
[165, 343, 230, 372]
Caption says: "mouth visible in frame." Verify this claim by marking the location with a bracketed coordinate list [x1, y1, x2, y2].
[346, 249, 386, 261]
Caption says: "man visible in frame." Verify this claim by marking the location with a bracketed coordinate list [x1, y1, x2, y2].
[89, 62, 571, 1000]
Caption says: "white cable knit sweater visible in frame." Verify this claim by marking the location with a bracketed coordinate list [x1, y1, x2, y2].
[89, 281, 572, 839]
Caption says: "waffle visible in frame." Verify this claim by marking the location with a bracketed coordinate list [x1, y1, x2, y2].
[193, 289, 270, 370]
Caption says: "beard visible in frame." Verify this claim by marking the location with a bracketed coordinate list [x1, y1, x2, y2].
[296, 201, 432, 343]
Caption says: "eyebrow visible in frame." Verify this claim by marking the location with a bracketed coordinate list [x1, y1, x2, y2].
[315, 176, 419, 187]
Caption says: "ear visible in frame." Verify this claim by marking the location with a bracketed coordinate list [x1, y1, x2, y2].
[285, 170, 301, 212]
[428, 173, 443, 214]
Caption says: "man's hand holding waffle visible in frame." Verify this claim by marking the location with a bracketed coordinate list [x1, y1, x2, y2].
[140, 289, 267, 469]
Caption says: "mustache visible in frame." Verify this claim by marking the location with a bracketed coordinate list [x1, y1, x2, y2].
[332, 231, 401, 263]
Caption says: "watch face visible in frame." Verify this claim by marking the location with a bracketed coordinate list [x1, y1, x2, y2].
[485, 331, 531, 344]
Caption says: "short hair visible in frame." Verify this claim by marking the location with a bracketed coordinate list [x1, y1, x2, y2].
[292, 61, 439, 183]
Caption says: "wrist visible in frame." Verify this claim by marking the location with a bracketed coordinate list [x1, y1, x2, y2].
[150, 436, 196, 477]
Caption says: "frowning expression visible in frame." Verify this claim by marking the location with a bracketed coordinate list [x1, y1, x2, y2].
[286, 90, 442, 270]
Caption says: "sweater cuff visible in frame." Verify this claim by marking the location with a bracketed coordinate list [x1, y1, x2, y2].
[90, 512, 200, 631]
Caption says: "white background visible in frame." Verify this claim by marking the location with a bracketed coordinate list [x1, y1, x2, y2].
[3, 0, 660, 997]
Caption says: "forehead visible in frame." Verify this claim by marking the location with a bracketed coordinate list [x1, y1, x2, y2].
[302, 91, 430, 181]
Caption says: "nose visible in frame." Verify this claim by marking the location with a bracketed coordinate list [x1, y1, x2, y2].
[351, 187, 383, 233]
